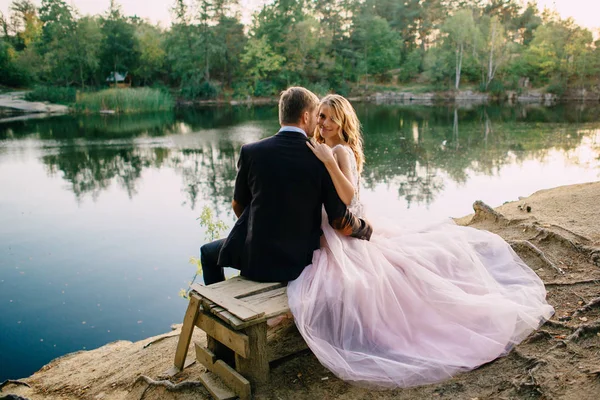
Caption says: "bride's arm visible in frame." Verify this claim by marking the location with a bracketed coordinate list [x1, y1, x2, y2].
[307, 142, 355, 205]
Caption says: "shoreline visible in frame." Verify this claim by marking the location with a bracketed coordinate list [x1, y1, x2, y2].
[1, 88, 599, 119]
[3, 181, 600, 400]
[181, 89, 600, 107]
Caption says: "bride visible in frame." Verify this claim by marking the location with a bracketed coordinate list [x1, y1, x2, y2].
[287, 94, 555, 388]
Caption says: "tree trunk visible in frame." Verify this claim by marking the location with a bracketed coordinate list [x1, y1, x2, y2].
[364, 45, 368, 90]
[455, 43, 463, 90]
[453, 108, 459, 150]
[486, 23, 496, 90]
[484, 109, 491, 146]
[114, 59, 118, 87]
[79, 62, 84, 90]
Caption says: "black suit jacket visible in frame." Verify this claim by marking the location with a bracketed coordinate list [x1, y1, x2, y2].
[218, 130, 372, 282]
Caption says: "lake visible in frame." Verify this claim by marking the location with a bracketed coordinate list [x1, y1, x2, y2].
[1, 103, 600, 381]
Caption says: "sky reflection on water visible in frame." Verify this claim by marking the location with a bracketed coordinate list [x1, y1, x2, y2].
[0, 104, 599, 381]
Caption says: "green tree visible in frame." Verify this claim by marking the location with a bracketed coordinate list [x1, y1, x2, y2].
[478, 15, 510, 90]
[165, 0, 202, 88]
[71, 16, 102, 88]
[134, 22, 165, 85]
[441, 9, 478, 89]
[9, 0, 41, 48]
[351, 13, 402, 86]
[212, 15, 246, 86]
[100, 0, 138, 85]
[241, 36, 285, 90]
[38, 0, 77, 84]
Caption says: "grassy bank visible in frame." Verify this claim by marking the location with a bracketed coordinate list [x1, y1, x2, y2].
[25, 86, 77, 105]
[74, 88, 174, 113]
[21, 86, 174, 113]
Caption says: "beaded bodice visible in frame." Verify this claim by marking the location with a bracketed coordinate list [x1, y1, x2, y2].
[332, 144, 364, 218]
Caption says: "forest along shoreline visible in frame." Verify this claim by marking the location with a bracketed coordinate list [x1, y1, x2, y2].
[2, 181, 600, 400]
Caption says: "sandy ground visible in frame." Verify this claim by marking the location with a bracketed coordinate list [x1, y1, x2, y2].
[2, 182, 600, 400]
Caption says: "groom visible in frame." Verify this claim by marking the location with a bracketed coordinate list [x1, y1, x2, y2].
[201, 87, 372, 285]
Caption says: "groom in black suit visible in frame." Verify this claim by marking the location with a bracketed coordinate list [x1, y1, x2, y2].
[201, 87, 372, 285]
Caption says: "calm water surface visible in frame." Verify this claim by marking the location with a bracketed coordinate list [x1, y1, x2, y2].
[1, 103, 600, 380]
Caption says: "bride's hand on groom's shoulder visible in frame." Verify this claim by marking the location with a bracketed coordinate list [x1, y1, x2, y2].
[307, 139, 336, 167]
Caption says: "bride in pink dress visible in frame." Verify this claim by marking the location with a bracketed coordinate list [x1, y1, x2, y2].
[287, 94, 555, 388]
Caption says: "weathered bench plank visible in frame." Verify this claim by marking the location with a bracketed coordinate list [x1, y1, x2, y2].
[191, 283, 265, 322]
[207, 276, 284, 299]
[198, 372, 237, 400]
[196, 343, 252, 400]
[173, 295, 201, 370]
[195, 310, 250, 358]
[174, 279, 306, 400]
[201, 286, 290, 331]
[244, 287, 289, 319]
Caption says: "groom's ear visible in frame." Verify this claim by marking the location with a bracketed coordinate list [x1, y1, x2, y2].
[301, 110, 309, 124]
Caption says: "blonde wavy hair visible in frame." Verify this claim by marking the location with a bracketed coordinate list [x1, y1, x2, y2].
[315, 94, 364, 173]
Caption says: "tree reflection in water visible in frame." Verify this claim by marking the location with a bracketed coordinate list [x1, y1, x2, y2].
[1, 103, 599, 211]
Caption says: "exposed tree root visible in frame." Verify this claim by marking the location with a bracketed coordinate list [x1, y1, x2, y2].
[511, 351, 545, 397]
[582, 247, 600, 267]
[0, 394, 31, 400]
[134, 376, 206, 400]
[567, 321, 600, 341]
[528, 225, 581, 251]
[142, 333, 179, 349]
[0, 380, 31, 391]
[546, 279, 600, 287]
[572, 297, 600, 318]
[543, 320, 572, 330]
[548, 224, 592, 243]
[509, 240, 565, 274]
[470, 200, 600, 268]
[524, 330, 553, 343]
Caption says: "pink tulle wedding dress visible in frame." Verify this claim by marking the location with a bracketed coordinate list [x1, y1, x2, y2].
[287, 146, 554, 388]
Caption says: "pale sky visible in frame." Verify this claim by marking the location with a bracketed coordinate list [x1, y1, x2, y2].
[0, 0, 598, 31]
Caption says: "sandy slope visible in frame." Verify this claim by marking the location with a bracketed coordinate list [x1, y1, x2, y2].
[3, 182, 600, 400]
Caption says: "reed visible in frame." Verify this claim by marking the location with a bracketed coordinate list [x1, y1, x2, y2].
[74, 88, 174, 114]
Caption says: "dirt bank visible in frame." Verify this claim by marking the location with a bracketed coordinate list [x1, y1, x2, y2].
[2, 182, 600, 400]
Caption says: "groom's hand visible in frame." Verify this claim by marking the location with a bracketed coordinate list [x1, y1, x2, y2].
[232, 200, 245, 218]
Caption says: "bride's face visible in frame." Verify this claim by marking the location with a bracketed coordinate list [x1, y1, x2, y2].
[318, 104, 341, 142]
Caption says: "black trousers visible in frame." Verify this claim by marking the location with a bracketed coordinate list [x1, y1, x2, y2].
[198, 238, 238, 366]
[200, 238, 237, 285]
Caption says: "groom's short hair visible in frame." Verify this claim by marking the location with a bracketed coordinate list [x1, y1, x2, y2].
[279, 87, 320, 125]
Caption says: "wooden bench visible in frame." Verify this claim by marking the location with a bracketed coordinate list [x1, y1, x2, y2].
[170, 276, 307, 400]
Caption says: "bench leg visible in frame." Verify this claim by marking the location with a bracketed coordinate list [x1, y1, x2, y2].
[235, 322, 269, 386]
[173, 295, 201, 370]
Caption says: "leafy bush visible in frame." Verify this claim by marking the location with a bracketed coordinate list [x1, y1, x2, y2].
[398, 49, 423, 82]
[306, 81, 330, 97]
[25, 86, 77, 104]
[232, 81, 253, 99]
[329, 80, 350, 97]
[74, 87, 174, 113]
[180, 80, 220, 100]
[0, 41, 33, 87]
[546, 81, 566, 96]
[253, 80, 277, 97]
[480, 80, 505, 96]
[150, 81, 172, 94]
